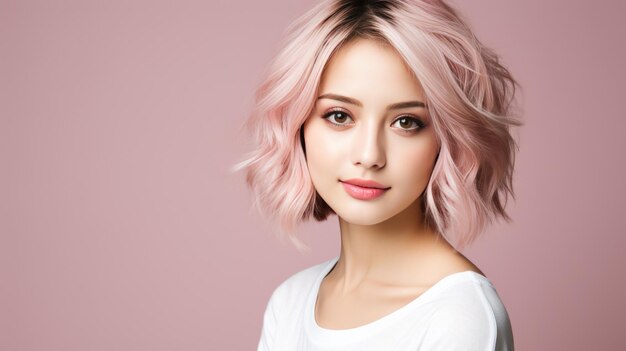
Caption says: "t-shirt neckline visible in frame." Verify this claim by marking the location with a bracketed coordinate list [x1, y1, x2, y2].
[304, 255, 493, 346]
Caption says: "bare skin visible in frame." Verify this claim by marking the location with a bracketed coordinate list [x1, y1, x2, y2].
[304, 38, 485, 330]
[303, 38, 485, 329]
[314, 197, 484, 330]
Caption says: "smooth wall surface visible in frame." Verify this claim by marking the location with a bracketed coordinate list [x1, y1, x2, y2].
[2, 0, 625, 350]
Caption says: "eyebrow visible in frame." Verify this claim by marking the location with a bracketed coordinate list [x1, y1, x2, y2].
[317, 93, 427, 110]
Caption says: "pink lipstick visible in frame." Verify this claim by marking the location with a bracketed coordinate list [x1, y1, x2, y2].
[340, 179, 390, 200]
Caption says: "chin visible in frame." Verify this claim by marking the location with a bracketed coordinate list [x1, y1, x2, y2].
[332, 205, 398, 226]
[326, 191, 423, 227]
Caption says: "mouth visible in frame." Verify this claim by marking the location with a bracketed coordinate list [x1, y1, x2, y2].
[339, 179, 390, 200]
[339, 178, 390, 190]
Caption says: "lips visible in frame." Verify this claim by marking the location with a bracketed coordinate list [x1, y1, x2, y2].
[339, 179, 390, 200]
[340, 178, 390, 190]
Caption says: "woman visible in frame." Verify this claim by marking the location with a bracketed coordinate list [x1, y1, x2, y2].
[234, 0, 522, 349]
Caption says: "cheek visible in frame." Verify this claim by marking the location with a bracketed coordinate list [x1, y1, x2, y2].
[303, 121, 340, 183]
[391, 137, 439, 189]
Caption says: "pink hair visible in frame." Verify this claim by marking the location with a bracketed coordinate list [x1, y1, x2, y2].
[232, 0, 522, 251]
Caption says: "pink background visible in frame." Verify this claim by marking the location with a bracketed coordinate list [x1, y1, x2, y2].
[2, 0, 625, 349]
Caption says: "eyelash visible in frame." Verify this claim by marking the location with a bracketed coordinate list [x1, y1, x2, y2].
[322, 108, 426, 134]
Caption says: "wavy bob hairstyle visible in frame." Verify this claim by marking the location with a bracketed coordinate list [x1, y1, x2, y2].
[233, 0, 522, 251]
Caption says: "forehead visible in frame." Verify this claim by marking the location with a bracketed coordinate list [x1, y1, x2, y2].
[318, 38, 425, 102]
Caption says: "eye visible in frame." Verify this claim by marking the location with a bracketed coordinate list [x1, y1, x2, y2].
[323, 110, 354, 126]
[391, 116, 425, 133]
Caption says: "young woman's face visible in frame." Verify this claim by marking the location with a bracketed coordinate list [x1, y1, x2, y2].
[302, 38, 440, 225]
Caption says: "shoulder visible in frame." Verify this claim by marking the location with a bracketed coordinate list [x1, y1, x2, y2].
[267, 257, 336, 309]
[421, 272, 514, 350]
[258, 258, 336, 346]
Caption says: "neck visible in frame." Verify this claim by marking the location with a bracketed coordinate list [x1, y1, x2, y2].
[330, 198, 451, 291]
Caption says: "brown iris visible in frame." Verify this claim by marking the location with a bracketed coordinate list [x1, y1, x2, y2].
[398, 117, 413, 129]
[333, 112, 348, 124]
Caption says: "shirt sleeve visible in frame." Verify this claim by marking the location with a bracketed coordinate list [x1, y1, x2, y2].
[257, 287, 281, 351]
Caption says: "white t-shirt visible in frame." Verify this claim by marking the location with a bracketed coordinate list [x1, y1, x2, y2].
[257, 256, 514, 351]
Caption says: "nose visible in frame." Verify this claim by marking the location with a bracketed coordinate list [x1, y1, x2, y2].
[351, 121, 386, 169]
